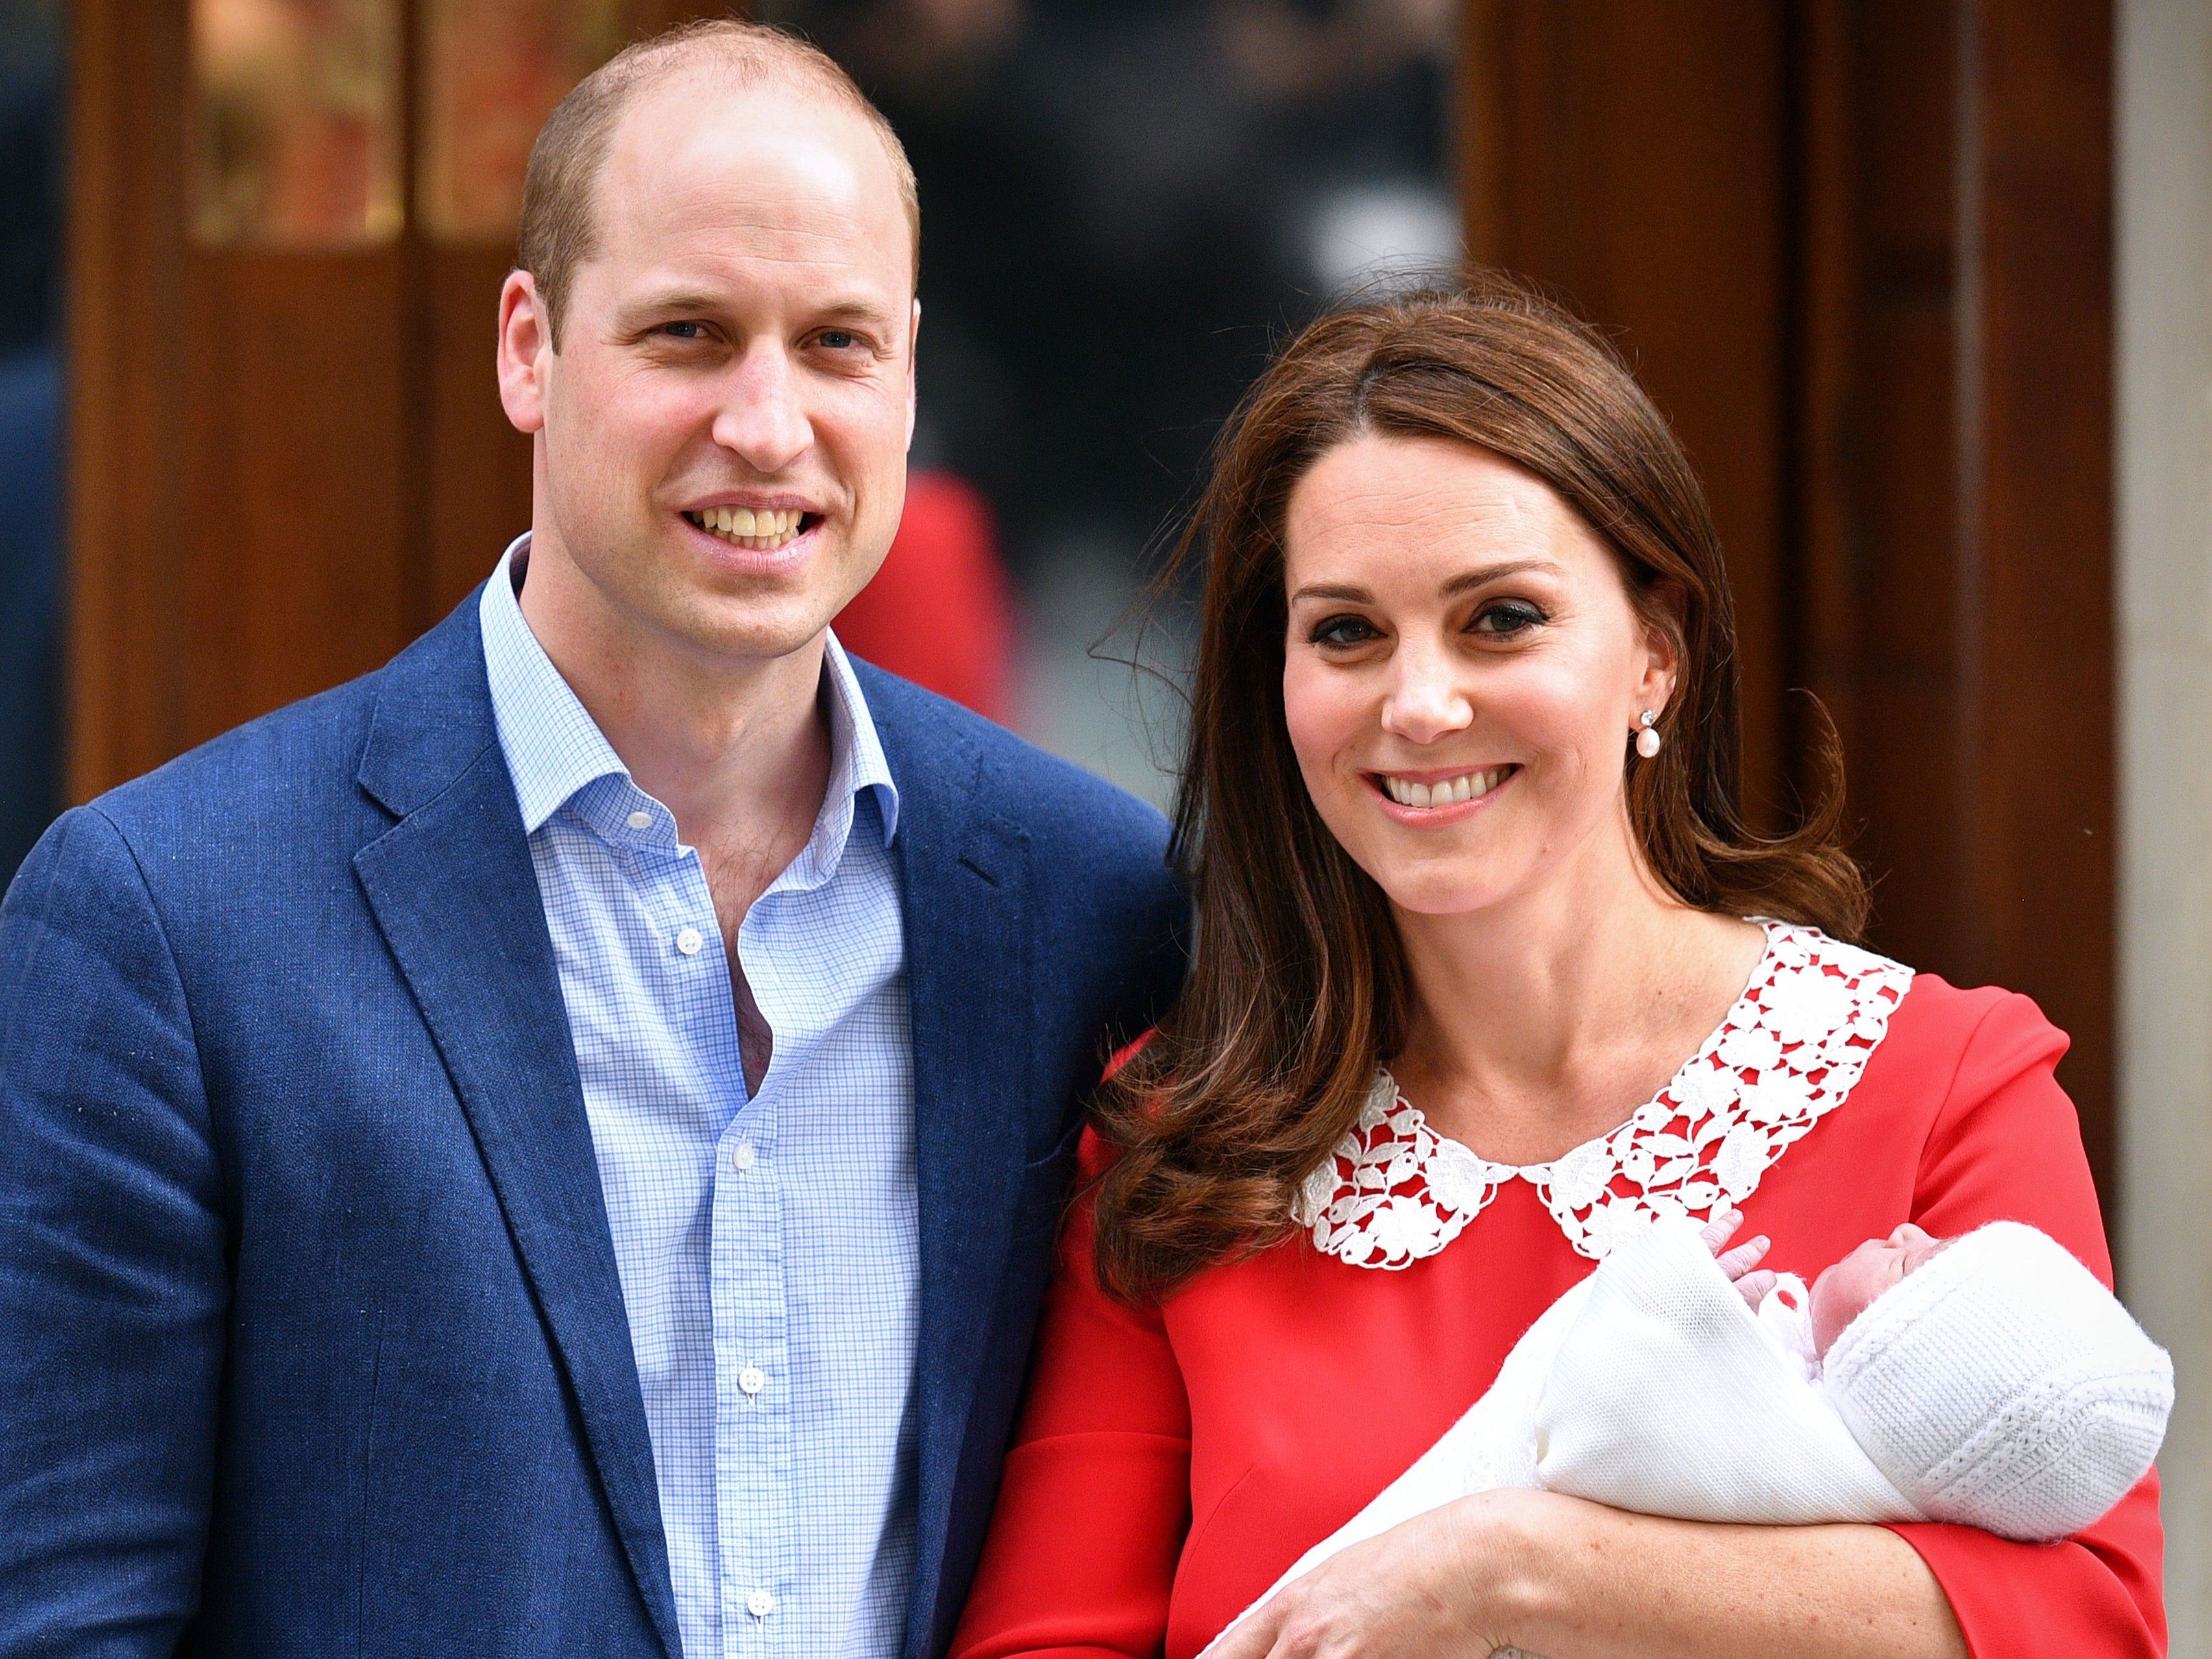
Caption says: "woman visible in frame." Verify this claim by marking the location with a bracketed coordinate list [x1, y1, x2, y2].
[949, 279, 2163, 1658]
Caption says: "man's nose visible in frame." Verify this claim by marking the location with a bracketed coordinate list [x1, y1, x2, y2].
[712, 341, 813, 474]
[1379, 647, 1474, 744]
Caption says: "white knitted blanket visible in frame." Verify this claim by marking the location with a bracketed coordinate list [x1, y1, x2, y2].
[1205, 1218, 1914, 1656]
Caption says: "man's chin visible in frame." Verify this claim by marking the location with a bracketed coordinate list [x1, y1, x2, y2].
[650, 592, 846, 670]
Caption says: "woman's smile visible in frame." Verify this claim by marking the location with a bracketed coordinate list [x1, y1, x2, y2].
[1367, 762, 1520, 821]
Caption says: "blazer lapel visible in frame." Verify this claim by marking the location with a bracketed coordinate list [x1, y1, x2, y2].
[865, 675, 1036, 1658]
[351, 606, 683, 1659]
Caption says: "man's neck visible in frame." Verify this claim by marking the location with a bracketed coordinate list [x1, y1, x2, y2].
[515, 535, 834, 936]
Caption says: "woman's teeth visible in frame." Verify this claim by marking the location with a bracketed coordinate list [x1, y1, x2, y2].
[1381, 767, 1513, 809]
[687, 507, 806, 551]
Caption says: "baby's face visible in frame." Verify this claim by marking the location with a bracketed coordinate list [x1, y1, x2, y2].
[1809, 1224, 1953, 1357]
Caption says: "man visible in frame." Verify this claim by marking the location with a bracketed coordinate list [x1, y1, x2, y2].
[0, 22, 1183, 1658]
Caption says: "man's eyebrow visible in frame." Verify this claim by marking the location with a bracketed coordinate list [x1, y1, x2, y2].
[616, 289, 726, 323]
[1290, 560, 1559, 605]
[615, 289, 901, 331]
[808, 297, 899, 328]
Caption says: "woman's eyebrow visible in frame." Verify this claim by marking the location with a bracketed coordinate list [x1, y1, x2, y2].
[1290, 560, 1559, 607]
[1439, 559, 1558, 596]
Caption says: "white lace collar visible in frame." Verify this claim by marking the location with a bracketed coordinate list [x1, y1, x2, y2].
[1290, 922, 1913, 1269]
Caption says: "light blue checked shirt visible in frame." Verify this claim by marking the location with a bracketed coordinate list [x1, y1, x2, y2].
[480, 537, 918, 1659]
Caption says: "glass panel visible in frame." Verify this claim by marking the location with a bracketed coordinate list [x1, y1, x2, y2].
[190, 0, 404, 247]
[419, 0, 628, 244]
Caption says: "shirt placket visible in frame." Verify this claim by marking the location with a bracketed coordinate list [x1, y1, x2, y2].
[708, 876, 790, 1659]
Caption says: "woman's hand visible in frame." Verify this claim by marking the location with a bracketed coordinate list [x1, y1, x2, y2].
[1208, 1488, 1538, 1659]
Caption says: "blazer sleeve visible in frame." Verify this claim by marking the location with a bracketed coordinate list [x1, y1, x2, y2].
[1883, 989, 2166, 1659]
[950, 1133, 1194, 1659]
[0, 808, 227, 1655]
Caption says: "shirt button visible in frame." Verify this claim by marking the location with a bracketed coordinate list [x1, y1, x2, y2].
[626, 810, 653, 830]
[676, 926, 703, 956]
[739, 1364, 766, 1398]
[747, 1588, 775, 1619]
[732, 1142, 757, 1172]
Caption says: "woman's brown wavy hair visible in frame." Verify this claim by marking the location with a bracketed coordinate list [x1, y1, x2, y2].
[1092, 274, 1868, 1302]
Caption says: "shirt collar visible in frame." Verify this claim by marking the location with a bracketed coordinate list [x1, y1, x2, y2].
[478, 533, 899, 855]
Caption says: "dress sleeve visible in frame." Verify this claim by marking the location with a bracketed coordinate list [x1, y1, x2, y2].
[1884, 987, 2167, 1659]
[949, 1132, 1194, 1659]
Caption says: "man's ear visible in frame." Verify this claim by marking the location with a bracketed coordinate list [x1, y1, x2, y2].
[905, 297, 921, 451]
[497, 271, 552, 437]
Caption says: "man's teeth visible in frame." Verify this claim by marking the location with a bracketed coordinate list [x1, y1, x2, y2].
[687, 507, 807, 550]
[1381, 767, 1513, 809]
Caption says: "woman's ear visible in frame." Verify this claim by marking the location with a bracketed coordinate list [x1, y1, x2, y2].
[1635, 581, 1686, 718]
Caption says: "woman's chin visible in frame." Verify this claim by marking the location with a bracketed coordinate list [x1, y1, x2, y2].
[1373, 873, 1524, 919]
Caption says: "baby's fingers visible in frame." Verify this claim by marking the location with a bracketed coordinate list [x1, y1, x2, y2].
[1697, 1208, 1745, 1253]
[1732, 1268, 1779, 1309]
[1714, 1233, 1771, 1281]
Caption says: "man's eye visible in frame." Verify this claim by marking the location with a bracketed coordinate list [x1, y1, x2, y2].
[1472, 601, 1544, 637]
[660, 321, 705, 340]
[818, 330, 858, 350]
[1310, 615, 1379, 648]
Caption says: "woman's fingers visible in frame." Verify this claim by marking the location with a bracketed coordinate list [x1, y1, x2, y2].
[1199, 1492, 1527, 1658]
[1204, 1594, 1287, 1659]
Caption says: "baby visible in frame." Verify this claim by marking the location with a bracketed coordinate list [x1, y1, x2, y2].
[1728, 1216, 1954, 1381]
[1210, 1211, 2173, 1653]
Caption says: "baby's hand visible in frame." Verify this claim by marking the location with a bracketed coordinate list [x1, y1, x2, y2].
[1699, 1208, 1779, 1311]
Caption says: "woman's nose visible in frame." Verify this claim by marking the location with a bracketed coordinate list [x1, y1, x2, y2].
[1379, 653, 1473, 744]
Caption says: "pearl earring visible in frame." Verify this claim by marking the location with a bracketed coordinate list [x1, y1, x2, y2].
[1635, 710, 1662, 758]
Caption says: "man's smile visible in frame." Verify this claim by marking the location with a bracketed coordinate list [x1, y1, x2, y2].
[681, 505, 821, 552]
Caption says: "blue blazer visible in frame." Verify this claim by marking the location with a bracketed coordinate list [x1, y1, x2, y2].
[0, 597, 1187, 1658]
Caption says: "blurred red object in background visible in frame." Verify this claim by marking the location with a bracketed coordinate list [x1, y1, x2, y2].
[834, 468, 1015, 724]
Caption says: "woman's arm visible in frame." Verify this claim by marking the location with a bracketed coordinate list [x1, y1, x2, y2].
[1210, 1486, 1963, 1659]
[950, 1133, 1196, 1659]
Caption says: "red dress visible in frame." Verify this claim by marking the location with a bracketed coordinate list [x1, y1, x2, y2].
[949, 929, 2165, 1659]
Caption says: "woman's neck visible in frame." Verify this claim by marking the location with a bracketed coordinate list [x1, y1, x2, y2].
[1386, 823, 1766, 1165]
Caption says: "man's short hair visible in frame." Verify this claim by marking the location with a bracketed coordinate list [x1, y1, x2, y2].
[516, 19, 920, 349]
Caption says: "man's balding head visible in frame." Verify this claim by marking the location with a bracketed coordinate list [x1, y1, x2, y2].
[518, 19, 919, 349]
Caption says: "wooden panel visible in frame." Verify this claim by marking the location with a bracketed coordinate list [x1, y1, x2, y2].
[426, 243, 533, 620]
[179, 251, 414, 740]
[1962, 0, 2116, 1193]
[1840, 0, 1965, 975]
[1790, 0, 1862, 784]
[65, 0, 190, 798]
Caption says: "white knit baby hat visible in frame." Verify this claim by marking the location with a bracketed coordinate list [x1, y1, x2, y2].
[1821, 1222, 2173, 1541]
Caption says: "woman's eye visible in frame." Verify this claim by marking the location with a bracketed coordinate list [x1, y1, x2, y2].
[1309, 614, 1379, 648]
[1471, 601, 1545, 637]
